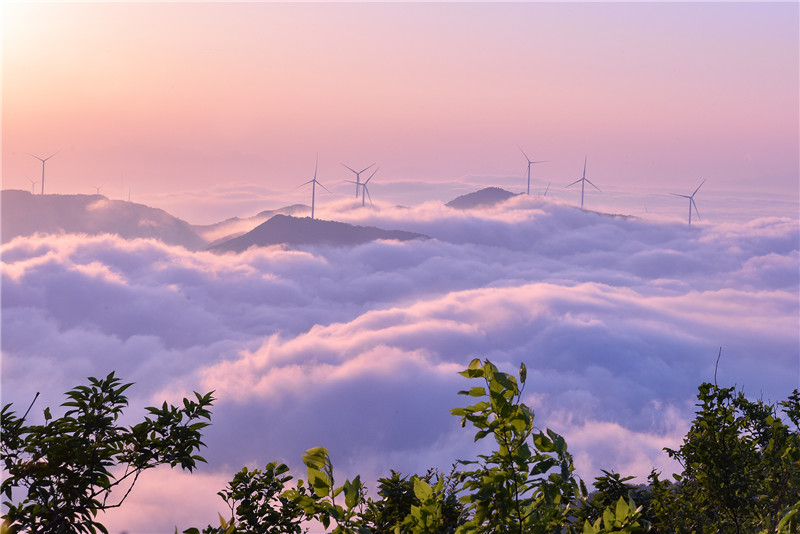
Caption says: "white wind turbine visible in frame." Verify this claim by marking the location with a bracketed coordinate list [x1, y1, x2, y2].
[298, 155, 331, 220]
[341, 162, 376, 198]
[671, 179, 705, 226]
[347, 167, 379, 207]
[28, 151, 59, 195]
[566, 156, 600, 209]
[518, 146, 548, 195]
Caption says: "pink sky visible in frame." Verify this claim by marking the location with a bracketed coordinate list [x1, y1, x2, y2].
[3, 2, 798, 223]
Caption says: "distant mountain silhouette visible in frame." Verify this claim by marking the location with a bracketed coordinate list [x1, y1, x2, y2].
[1, 190, 205, 250]
[446, 187, 518, 209]
[194, 204, 309, 246]
[209, 214, 428, 253]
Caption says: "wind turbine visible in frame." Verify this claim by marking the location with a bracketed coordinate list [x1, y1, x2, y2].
[93, 185, 104, 195]
[28, 151, 58, 195]
[671, 179, 705, 226]
[341, 162, 376, 198]
[348, 167, 379, 207]
[518, 146, 548, 195]
[27, 177, 39, 194]
[542, 182, 551, 197]
[566, 156, 600, 209]
[298, 155, 331, 220]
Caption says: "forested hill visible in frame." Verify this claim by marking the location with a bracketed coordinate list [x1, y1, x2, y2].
[208, 214, 428, 252]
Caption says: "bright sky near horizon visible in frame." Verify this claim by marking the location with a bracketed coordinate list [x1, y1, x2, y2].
[2, 2, 798, 223]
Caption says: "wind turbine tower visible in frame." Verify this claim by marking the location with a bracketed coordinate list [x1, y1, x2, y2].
[566, 156, 600, 209]
[299, 155, 331, 220]
[518, 146, 547, 195]
[29, 152, 58, 195]
[671, 179, 705, 225]
[348, 167, 379, 207]
[342, 162, 376, 198]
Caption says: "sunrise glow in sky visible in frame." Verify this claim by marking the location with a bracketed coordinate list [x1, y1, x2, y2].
[2, 3, 799, 533]
[3, 2, 798, 223]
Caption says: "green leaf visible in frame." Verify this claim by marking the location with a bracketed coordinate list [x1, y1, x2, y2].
[413, 477, 433, 502]
[459, 387, 487, 398]
[615, 496, 628, 521]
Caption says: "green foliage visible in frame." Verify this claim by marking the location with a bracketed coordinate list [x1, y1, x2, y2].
[1, 372, 214, 534]
[581, 497, 646, 534]
[770, 499, 800, 534]
[190, 462, 309, 534]
[399, 474, 463, 534]
[649, 382, 800, 534]
[360, 471, 418, 534]
[572, 471, 652, 530]
[450, 359, 584, 534]
[360, 470, 462, 534]
[282, 447, 369, 534]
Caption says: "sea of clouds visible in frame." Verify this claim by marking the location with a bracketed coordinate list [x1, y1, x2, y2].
[2, 194, 798, 532]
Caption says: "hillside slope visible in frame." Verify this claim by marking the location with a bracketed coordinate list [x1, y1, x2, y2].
[209, 214, 428, 252]
[1, 190, 205, 250]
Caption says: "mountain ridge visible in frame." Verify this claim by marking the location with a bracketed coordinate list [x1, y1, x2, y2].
[446, 187, 518, 209]
[208, 214, 429, 253]
[1, 190, 206, 250]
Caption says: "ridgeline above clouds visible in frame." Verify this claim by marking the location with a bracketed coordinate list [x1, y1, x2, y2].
[193, 204, 310, 246]
[1, 187, 797, 531]
[446, 186, 519, 209]
[1, 190, 206, 250]
[208, 214, 429, 253]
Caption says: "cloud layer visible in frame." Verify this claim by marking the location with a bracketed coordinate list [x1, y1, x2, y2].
[2, 198, 798, 531]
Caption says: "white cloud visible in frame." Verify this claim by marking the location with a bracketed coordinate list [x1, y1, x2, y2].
[2, 200, 797, 532]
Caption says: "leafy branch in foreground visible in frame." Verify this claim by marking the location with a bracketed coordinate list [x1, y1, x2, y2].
[1, 372, 214, 534]
[450, 358, 590, 534]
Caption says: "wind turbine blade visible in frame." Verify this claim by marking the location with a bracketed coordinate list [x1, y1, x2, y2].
[28, 151, 59, 162]
[692, 179, 706, 197]
[582, 156, 587, 180]
[544, 182, 550, 197]
[532, 160, 550, 164]
[364, 167, 379, 185]
[294, 180, 314, 190]
[341, 163, 357, 174]
[317, 181, 333, 194]
[585, 178, 601, 192]
[670, 193, 691, 199]
[517, 145, 531, 162]
[314, 155, 318, 181]
[358, 163, 376, 174]
[566, 178, 582, 188]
